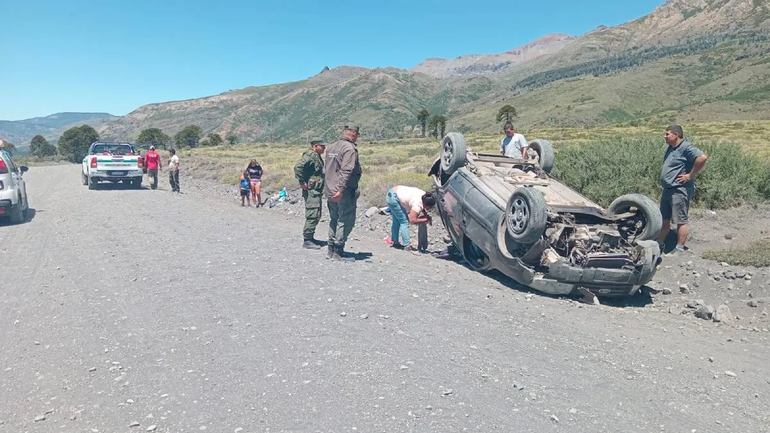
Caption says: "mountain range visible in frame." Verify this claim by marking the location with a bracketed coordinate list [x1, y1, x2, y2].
[4, 0, 770, 145]
[0, 113, 117, 147]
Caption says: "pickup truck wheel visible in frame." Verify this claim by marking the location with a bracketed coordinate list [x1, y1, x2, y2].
[88, 176, 96, 190]
[505, 187, 548, 245]
[608, 194, 663, 242]
[8, 201, 24, 224]
[440, 132, 467, 176]
[82, 172, 88, 185]
[132, 179, 142, 189]
[528, 139, 554, 174]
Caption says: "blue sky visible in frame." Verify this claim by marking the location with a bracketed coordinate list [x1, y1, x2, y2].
[1, 0, 664, 121]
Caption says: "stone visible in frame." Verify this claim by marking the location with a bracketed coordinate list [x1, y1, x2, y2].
[34, 415, 46, 422]
[340, 311, 347, 317]
[748, 300, 759, 308]
[147, 426, 157, 432]
[661, 288, 673, 295]
[713, 305, 736, 326]
[365, 207, 381, 218]
[130, 421, 140, 427]
[724, 371, 737, 377]
[551, 414, 560, 422]
[694, 305, 714, 320]
[669, 306, 683, 315]
[679, 284, 690, 294]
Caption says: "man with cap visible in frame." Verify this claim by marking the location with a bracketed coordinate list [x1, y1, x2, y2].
[324, 125, 362, 261]
[658, 124, 708, 254]
[294, 138, 326, 249]
[144, 145, 162, 190]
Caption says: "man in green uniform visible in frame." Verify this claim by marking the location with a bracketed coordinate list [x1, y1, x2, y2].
[294, 138, 326, 250]
[324, 125, 362, 261]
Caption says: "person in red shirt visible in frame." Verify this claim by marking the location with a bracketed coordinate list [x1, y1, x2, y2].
[144, 146, 162, 190]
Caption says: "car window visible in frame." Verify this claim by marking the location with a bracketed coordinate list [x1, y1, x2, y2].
[1, 151, 17, 172]
[92, 144, 135, 155]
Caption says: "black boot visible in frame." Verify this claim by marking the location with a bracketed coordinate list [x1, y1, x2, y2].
[333, 244, 355, 262]
[326, 244, 335, 259]
[303, 239, 321, 250]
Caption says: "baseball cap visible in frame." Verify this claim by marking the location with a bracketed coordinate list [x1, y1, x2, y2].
[310, 138, 326, 146]
[149, 145, 155, 150]
[344, 125, 360, 133]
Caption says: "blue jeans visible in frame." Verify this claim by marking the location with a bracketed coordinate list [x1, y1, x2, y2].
[386, 188, 410, 246]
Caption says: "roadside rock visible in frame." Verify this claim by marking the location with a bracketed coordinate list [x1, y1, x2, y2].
[748, 300, 759, 308]
[679, 284, 690, 294]
[365, 207, 381, 218]
[694, 305, 714, 321]
[713, 305, 736, 326]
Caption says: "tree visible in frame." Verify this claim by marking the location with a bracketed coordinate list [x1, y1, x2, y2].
[174, 125, 202, 148]
[58, 125, 99, 163]
[428, 115, 447, 139]
[417, 108, 430, 138]
[496, 105, 518, 123]
[30, 135, 57, 158]
[0, 140, 16, 156]
[30, 135, 47, 156]
[207, 133, 223, 147]
[226, 133, 238, 145]
[137, 128, 170, 149]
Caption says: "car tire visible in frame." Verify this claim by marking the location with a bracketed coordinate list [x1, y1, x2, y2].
[82, 172, 88, 185]
[8, 201, 24, 224]
[528, 139, 554, 174]
[505, 187, 548, 244]
[608, 194, 663, 242]
[88, 176, 96, 190]
[133, 179, 142, 189]
[440, 132, 467, 176]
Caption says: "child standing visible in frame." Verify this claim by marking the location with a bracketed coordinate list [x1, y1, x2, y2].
[240, 171, 251, 207]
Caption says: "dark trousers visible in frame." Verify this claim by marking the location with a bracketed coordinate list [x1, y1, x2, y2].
[148, 169, 158, 189]
[327, 189, 358, 248]
[169, 170, 180, 192]
[303, 189, 322, 240]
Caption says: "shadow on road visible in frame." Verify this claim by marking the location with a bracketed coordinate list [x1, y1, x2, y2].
[0, 207, 39, 227]
[90, 181, 149, 191]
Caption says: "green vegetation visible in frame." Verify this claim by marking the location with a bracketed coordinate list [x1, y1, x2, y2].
[58, 125, 99, 163]
[203, 133, 223, 147]
[174, 125, 202, 148]
[226, 133, 238, 145]
[29, 135, 57, 157]
[703, 240, 770, 267]
[551, 136, 770, 209]
[417, 109, 430, 138]
[496, 105, 517, 123]
[137, 128, 171, 149]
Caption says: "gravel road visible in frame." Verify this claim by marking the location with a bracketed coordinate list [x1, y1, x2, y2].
[2, 165, 769, 432]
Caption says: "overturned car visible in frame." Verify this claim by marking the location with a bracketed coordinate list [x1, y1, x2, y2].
[429, 132, 663, 297]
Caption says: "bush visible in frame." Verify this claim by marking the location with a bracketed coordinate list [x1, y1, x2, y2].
[551, 136, 770, 209]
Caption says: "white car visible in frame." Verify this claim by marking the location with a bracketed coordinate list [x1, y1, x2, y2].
[0, 148, 30, 224]
[82, 142, 144, 189]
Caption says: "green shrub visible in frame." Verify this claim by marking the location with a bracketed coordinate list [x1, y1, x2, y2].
[551, 136, 770, 209]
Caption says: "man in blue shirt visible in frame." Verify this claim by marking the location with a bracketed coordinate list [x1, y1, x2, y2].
[657, 125, 708, 254]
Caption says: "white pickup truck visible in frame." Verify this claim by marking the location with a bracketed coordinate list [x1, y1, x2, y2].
[82, 142, 144, 190]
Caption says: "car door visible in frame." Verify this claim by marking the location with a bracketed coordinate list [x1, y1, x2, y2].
[5, 153, 27, 208]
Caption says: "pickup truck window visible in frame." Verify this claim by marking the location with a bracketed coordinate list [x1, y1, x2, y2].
[92, 144, 135, 155]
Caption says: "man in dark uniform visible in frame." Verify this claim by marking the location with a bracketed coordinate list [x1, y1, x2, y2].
[324, 125, 362, 261]
[294, 138, 326, 249]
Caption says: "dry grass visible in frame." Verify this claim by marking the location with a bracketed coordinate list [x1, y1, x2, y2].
[180, 121, 770, 207]
[703, 240, 770, 267]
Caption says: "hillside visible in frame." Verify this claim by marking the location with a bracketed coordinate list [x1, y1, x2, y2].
[98, 0, 770, 143]
[0, 112, 118, 146]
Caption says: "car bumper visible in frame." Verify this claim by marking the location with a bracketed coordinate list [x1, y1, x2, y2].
[0, 198, 13, 216]
[90, 170, 143, 181]
[526, 240, 662, 297]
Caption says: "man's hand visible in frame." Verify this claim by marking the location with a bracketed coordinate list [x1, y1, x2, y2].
[301, 183, 309, 190]
[676, 173, 692, 183]
[331, 191, 343, 202]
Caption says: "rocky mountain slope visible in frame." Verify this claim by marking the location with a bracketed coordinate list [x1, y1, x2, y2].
[0, 112, 117, 146]
[96, 0, 770, 143]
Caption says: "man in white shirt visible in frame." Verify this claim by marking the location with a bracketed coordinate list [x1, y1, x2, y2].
[168, 148, 180, 193]
[499, 121, 528, 159]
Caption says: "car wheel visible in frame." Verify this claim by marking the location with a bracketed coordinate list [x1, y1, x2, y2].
[440, 132, 467, 176]
[8, 201, 24, 224]
[82, 172, 88, 185]
[528, 139, 554, 174]
[88, 176, 96, 190]
[133, 179, 142, 189]
[608, 194, 662, 242]
[505, 187, 548, 245]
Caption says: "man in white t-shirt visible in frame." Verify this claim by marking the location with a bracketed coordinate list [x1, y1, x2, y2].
[168, 148, 180, 193]
[499, 121, 528, 159]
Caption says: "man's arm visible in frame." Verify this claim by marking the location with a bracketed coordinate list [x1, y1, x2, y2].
[294, 155, 310, 188]
[499, 139, 505, 155]
[520, 136, 529, 158]
[676, 153, 708, 183]
[335, 144, 356, 193]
